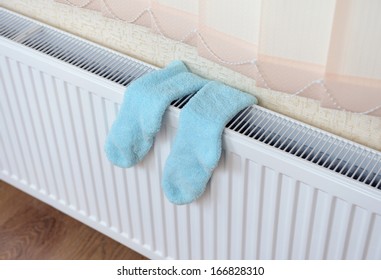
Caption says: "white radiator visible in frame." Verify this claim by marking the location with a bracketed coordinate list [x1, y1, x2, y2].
[1, 8, 381, 260]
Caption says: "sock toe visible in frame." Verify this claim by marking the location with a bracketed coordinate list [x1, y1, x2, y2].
[104, 140, 137, 168]
[163, 180, 198, 205]
[163, 161, 209, 204]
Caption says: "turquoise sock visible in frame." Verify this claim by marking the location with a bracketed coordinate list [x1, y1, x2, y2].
[162, 81, 257, 204]
[105, 60, 208, 168]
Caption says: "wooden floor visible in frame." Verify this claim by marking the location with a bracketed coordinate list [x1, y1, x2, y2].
[0, 180, 147, 260]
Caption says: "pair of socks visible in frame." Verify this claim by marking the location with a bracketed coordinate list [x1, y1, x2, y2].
[104, 60, 208, 168]
[105, 60, 257, 204]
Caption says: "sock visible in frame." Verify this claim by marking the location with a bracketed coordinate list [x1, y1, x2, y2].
[162, 81, 257, 204]
[105, 60, 208, 168]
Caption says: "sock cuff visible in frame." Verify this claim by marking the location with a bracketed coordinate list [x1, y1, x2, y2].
[127, 61, 208, 104]
[161, 72, 208, 101]
[182, 81, 257, 126]
[155, 60, 190, 77]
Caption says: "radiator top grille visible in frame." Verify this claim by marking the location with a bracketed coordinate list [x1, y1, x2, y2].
[0, 9, 154, 86]
[1, 8, 380, 190]
[225, 107, 381, 189]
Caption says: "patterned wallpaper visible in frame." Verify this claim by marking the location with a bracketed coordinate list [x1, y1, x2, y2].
[1, 0, 380, 151]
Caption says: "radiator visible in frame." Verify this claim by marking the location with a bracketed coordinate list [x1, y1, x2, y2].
[1, 8, 381, 260]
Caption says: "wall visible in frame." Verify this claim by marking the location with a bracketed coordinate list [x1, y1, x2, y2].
[1, 0, 380, 151]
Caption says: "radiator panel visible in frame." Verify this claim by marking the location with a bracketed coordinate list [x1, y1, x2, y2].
[1, 8, 381, 260]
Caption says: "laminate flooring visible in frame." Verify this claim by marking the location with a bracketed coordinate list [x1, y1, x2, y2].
[0, 180, 147, 260]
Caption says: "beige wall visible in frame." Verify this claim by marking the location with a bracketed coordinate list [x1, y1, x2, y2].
[1, 0, 380, 151]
